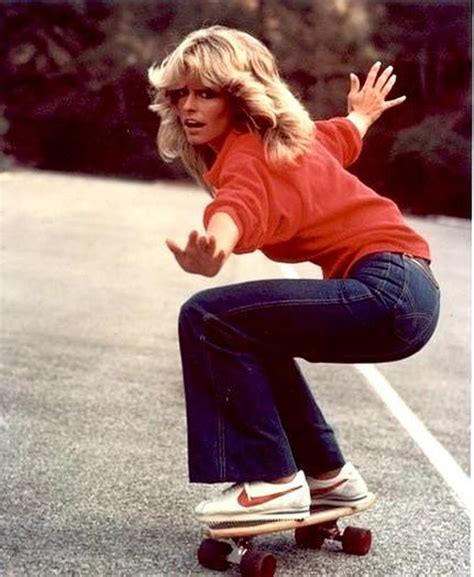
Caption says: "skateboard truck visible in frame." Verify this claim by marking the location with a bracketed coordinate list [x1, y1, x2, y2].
[198, 536, 277, 576]
[294, 519, 372, 554]
[225, 538, 251, 565]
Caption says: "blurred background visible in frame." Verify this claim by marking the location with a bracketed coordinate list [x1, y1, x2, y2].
[0, 0, 471, 217]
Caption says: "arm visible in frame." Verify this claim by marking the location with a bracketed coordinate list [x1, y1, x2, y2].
[315, 118, 362, 166]
[165, 212, 239, 277]
[347, 61, 407, 138]
[167, 152, 270, 276]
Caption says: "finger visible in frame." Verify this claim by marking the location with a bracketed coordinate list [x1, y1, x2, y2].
[383, 95, 407, 109]
[207, 235, 217, 254]
[380, 74, 397, 98]
[165, 238, 183, 256]
[349, 73, 360, 93]
[187, 230, 199, 248]
[374, 65, 393, 92]
[364, 61, 382, 88]
[215, 249, 226, 263]
[198, 234, 209, 251]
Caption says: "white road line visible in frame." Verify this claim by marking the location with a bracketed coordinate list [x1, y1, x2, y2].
[354, 364, 471, 515]
[279, 263, 472, 516]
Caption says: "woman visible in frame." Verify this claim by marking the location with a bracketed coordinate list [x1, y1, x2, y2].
[148, 26, 440, 524]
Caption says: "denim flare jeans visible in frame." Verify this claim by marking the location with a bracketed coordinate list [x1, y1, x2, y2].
[178, 252, 440, 484]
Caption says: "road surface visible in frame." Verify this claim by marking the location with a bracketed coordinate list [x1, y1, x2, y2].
[0, 171, 470, 576]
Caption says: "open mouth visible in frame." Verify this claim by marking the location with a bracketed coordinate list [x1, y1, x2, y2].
[184, 119, 205, 128]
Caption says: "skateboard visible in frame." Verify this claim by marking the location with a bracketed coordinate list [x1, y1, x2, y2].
[197, 493, 376, 576]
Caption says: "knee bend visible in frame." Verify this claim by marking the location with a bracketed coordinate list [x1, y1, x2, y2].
[179, 290, 212, 328]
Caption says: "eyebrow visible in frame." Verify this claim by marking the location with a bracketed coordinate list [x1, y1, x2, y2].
[166, 86, 222, 99]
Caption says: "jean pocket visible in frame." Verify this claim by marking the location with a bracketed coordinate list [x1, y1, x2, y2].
[394, 311, 434, 346]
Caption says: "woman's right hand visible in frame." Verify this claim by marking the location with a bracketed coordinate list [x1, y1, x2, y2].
[166, 231, 226, 277]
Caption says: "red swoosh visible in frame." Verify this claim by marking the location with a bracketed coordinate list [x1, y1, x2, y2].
[237, 485, 302, 508]
[310, 479, 347, 498]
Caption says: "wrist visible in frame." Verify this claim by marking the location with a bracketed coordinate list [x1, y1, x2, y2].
[346, 112, 372, 139]
[207, 211, 240, 257]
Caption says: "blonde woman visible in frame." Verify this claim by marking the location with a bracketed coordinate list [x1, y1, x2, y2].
[148, 26, 440, 524]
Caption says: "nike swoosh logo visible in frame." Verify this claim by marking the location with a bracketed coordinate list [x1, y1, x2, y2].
[310, 479, 348, 497]
[237, 485, 302, 508]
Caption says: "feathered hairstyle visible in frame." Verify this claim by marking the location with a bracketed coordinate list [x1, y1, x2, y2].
[148, 26, 314, 187]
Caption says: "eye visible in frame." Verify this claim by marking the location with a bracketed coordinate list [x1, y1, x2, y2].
[199, 89, 219, 99]
[167, 87, 188, 103]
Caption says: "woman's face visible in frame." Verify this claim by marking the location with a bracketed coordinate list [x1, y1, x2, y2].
[170, 80, 233, 151]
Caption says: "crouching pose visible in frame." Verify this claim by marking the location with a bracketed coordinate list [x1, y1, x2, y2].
[148, 26, 440, 524]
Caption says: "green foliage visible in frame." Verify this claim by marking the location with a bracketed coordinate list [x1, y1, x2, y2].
[391, 116, 469, 176]
[388, 113, 470, 216]
[0, 0, 470, 215]
[261, 0, 383, 117]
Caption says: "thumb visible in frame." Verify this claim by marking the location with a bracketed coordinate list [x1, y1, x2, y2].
[349, 73, 360, 93]
[165, 238, 181, 256]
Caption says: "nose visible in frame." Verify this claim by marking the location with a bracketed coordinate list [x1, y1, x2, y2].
[182, 91, 197, 111]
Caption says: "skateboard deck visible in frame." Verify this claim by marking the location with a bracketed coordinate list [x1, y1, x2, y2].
[198, 493, 376, 576]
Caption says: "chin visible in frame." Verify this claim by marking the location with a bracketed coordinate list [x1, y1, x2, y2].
[186, 136, 208, 146]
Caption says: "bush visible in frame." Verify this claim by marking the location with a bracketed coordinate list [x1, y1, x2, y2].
[388, 114, 470, 216]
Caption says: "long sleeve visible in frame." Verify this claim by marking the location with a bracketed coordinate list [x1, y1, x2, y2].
[315, 117, 362, 167]
[203, 153, 271, 254]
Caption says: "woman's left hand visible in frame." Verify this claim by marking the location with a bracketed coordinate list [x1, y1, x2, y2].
[347, 62, 406, 135]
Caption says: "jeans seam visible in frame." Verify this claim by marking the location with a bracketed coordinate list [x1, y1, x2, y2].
[403, 254, 440, 291]
[201, 333, 226, 480]
[202, 293, 372, 321]
[393, 257, 439, 346]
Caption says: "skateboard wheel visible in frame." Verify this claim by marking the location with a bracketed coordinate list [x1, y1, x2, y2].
[240, 549, 277, 577]
[341, 526, 372, 556]
[294, 526, 326, 549]
[197, 538, 232, 571]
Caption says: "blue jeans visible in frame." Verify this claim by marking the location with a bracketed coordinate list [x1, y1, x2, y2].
[178, 252, 440, 483]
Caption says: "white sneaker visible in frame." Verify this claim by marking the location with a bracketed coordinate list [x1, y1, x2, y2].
[307, 462, 369, 507]
[195, 470, 311, 524]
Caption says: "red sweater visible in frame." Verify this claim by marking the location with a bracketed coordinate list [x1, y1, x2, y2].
[203, 118, 430, 279]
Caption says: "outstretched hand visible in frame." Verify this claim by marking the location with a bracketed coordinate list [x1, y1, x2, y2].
[166, 230, 226, 277]
[347, 62, 406, 133]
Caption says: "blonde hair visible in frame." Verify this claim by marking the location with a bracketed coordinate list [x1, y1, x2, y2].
[148, 26, 314, 186]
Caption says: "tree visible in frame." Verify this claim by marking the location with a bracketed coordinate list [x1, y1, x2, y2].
[1, 0, 470, 215]
[254, 0, 383, 117]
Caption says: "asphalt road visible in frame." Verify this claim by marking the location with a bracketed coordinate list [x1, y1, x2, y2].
[0, 171, 470, 576]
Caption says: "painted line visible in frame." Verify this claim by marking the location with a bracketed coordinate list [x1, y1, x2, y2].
[278, 263, 472, 516]
[354, 364, 471, 515]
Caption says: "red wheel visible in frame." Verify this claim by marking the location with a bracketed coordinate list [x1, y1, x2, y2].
[342, 526, 372, 556]
[295, 525, 326, 549]
[240, 549, 277, 577]
[197, 538, 232, 571]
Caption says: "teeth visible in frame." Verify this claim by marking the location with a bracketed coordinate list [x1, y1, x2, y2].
[185, 120, 204, 127]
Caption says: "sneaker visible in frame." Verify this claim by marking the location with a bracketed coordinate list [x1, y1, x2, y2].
[195, 470, 311, 524]
[307, 462, 369, 507]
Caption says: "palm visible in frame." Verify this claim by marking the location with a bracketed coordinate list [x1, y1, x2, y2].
[348, 62, 406, 124]
[166, 230, 226, 277]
